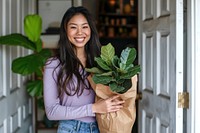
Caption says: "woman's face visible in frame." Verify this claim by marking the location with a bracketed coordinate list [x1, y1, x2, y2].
[66, 14, 91, 49]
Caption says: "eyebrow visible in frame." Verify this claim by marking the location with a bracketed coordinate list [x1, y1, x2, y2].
[68, 22, 89, 26]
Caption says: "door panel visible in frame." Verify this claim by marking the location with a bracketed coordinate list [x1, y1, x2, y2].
[0, 0, 34, 132]
[138, 0, 184, 133]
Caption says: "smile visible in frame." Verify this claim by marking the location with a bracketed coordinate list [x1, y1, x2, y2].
[75, 37, 85, 42]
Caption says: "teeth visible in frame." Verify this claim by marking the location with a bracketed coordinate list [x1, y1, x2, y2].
[75, 38, 84, 42]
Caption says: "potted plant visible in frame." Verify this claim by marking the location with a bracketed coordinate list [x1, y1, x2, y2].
[86, 43, 140, 93]
[0, 14, 56, 127]
[86, 43, 141, 133]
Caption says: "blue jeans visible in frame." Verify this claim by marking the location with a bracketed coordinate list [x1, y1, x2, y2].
[57, 120, 99, 133]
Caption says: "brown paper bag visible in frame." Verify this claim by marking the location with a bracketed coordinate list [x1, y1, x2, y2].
[88, 75, 137, 133]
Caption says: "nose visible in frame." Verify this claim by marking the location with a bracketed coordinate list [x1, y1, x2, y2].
[77, 27, 83, 35]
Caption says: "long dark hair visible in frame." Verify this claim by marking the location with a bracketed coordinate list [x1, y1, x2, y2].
[53, 6, 101, 97]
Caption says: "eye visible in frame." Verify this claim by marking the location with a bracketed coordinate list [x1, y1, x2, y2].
[70, 26, 77, 29]
[83, 25, 89, 29]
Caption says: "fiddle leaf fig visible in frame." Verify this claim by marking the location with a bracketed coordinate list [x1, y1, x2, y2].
[0, 14, 52, 110]
[0, 33, 36, 50]
[92, 75, 113, 84]
[12, 49, 51, 75]
[24, 14, 42, 46]
[100, 43, 115, 66]
[35, 38, 43, 52]
[95, 57, 112, 71]
[120, 65, 141, 79]
[86, 43, 141, 93]
[119, 47, 136, 70]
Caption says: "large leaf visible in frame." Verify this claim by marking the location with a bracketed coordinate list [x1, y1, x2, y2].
[101, 43, 115, 66]
[120, 65, 141, 79]
[92, 75, 113, 84]
[0, 33, 36, 50]
[111, 55, 120, 69]
[12, 49, 52, 75]
[120, 47, 136, 70]
[24, 14, 42, 43]
[26, 79, 43, 97]
[95, 57, 112, 71]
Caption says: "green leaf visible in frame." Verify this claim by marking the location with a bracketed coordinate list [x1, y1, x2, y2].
[26, 79, 43, 97]
[0, 33, 36, 51]
[109, 82, 125, 93]
[35, 68, 43, 77]
[85, 43, 141, 94]
[95, 57, 112, 71]
[111, 55, 120, 69]
[12, 49, 52, 75]
[85, 67, 103, 74]
[92, 75, 112, 84]
[120, 65, 141, 79]
[24, 14, 42, 43]
[101, 43, 115, 66]
[120, 79, 132, 93]
[120, 47, 136, 70]
[116, 78, 125, 84]
[97, 71, 113, 76]
[38, 49, 52, 60]
[35, 38, 42, 52]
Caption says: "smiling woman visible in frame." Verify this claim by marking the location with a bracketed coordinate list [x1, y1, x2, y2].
[43, 6, 125, 133]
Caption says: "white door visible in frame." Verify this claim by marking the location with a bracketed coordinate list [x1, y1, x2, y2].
[138, 0, 184, 133]
[0, 0, 36, 132]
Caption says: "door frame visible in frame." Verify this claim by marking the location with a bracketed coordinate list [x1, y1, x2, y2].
[187, 0, 200, 133]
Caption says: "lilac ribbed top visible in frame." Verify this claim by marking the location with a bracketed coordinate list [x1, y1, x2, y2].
[43, 59, 96, 122]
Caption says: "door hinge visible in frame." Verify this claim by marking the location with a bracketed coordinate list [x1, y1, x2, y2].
[178, 92, 189, 109]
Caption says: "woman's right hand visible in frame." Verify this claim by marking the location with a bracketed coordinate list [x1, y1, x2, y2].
[92, 95, 125, 114]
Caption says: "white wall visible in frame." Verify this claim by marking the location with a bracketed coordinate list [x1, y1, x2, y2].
[0, 0, 36, 132]
[38, 0, 72, 33]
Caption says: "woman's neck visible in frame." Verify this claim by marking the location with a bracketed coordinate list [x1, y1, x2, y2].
[76, 48, 86, 67]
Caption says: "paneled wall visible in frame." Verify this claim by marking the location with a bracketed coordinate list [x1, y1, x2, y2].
[0, 0, 36, 133]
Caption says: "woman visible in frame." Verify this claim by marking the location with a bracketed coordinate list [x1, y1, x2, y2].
[43, 6, 124, 133]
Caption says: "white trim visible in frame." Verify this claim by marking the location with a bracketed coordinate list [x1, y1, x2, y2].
[175, 0, 184, 132]
[28, 0, 36, 14]
[187, 0, 200, 133]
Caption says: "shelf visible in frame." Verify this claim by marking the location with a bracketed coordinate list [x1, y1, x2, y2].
[97, 0, 138, 39]
[99, 36, 137, 39]
[98, 24, 137, 28]
[99, 13, 137, 17]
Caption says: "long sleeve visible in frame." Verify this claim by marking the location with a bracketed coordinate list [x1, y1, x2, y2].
[43, 59, 95, 122]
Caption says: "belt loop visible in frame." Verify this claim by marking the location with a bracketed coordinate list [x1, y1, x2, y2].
[76, 120, 81, 132]
[90, 122, 94, 133]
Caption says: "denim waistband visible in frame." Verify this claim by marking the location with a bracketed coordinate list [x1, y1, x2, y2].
[58, 120, 99, 133]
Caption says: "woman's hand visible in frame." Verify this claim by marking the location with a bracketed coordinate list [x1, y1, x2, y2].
[92, 95, 125, 114]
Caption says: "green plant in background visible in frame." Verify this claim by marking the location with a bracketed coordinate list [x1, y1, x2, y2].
[85, 43, 141, 94]
[0, 14, 52, 108]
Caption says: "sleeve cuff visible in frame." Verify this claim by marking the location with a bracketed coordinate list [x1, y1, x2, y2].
[87, 104, 95, 116]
